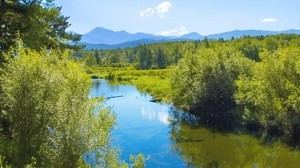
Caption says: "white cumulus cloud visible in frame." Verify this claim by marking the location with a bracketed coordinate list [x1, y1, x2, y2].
[262, 18, 278, 23]
[140, 1, 172, 18]
[159, 26, 188, 36]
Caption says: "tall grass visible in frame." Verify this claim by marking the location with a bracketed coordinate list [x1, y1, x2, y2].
[90, 67, 172, 102]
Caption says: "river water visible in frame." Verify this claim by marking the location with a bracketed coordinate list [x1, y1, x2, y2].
[90, 79, 300, 168]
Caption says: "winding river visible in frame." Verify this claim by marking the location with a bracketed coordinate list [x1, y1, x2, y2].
[90, 79, 300, 168]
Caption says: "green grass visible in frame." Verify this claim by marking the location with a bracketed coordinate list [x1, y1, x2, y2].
[89, 67, 173, 102]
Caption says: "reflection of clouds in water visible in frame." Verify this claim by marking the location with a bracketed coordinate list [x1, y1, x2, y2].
[141, 107, 170, 124]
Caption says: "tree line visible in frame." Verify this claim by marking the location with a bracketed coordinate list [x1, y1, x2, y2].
[79, 34, 298, 70]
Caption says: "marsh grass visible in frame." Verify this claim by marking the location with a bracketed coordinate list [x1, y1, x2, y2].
[89, 67, 172, 102]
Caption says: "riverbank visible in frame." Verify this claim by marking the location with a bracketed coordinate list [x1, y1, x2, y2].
[89, 67, 173, 102]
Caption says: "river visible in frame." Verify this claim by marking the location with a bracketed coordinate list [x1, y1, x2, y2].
[90, 79, 300, 168]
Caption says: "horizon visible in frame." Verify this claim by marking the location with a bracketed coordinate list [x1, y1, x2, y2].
[55, 0, 300, 36]
[81, 26, 300, 36]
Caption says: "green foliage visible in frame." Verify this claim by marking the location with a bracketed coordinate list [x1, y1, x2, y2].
[0, 155, 10, 168]
[234, 36, 261, 61]
[172, 47, 254, 129]
[129, 154, 149, 168]
[79, 34, 300, 73]
[235, 47, 300, 141]
[0, 0, 81, 61]
[75, 41, 191, 69]
[0, 46, 116, 167]
[170, 34, 300, 142]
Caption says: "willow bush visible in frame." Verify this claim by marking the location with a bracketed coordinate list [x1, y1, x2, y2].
[0, 46, 116, 167]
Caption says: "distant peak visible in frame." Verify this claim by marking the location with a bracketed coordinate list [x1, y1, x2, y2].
[93, 27, 107, 30]
[89, 27, 111, 32]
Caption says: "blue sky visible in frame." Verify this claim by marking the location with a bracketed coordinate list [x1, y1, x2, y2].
[55, 0, 300, 36]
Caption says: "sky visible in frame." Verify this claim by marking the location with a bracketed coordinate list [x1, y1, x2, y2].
[55, 0, 300, 36]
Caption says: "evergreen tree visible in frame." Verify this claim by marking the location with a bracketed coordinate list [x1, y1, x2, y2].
[0, 0, 81, 62]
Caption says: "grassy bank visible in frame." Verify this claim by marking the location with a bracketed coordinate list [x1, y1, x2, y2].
[89, 67, 173, 102]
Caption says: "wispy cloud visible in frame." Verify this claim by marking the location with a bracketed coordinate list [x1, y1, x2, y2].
[159, 26, 188, 36]
[156, 1, 172, 14]
[140, 1, 172, 18]
[140, 8, 155, 17]
[262, 18, 278, 23]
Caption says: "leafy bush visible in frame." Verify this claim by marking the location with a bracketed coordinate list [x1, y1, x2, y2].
[236, 47, 300, 142]
[0, 46, 116, 167]
[172, 47, 254, 130]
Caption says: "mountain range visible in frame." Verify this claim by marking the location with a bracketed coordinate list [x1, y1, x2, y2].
[79, 27, 300, 50]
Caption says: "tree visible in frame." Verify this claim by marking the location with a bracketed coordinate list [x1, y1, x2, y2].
[0, 45, 116, 167]
[203, 37, 210, 48]
[138, 45, 152, 69]
[0, 0, 81, 61]
[264, 36, 279, 52]
[172, 47, 254, 130]
[236, 37, 261, 61]
[94, 50, 101, 65]
[85, 51, 97, 66]
[156, 47, 166, 68]
[235, 47, 300, 142]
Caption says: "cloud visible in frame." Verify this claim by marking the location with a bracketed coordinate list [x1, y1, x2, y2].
[140, 8, 155, 17]
[140, 1, 172, 18]
[159, 26, 188, 36]
[156, 1, 172, 14]
[262, 18, 278, 23]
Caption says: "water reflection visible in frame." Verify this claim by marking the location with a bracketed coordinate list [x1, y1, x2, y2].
[169, 108, 300, 168]
[141, 106, 170, 124]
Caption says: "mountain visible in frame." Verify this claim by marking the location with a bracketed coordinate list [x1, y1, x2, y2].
[82, 39, 168, 50]
[79, 28, 300, 50]
[81, 27, 163, 44]
[180, 32, 205, 40]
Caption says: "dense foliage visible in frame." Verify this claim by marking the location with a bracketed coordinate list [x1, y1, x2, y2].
[170, 34, 300, 142]
[171, 47, 254, 130]
[81, 34, 300, 69]
[236, 47, 300, 142]
[0, 0, 81, 62]
[0, 46, 117, 167]
[76, 42, 189, 69]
